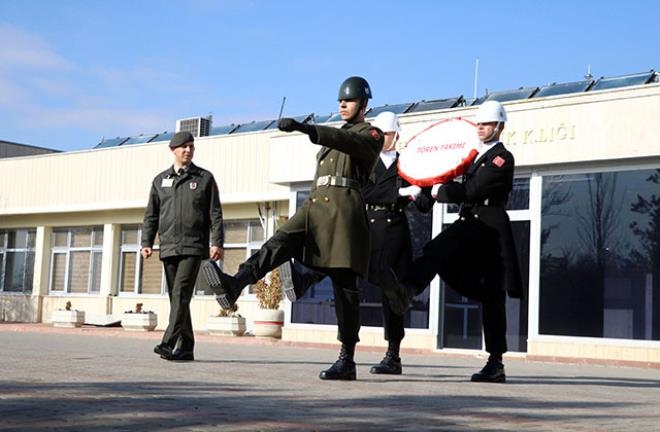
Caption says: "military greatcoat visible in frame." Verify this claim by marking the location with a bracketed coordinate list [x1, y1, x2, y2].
[281, 121, 382, 277]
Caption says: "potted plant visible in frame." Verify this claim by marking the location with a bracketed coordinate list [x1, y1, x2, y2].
[51, 301, 85, 328]
[252, 268, 284, 338]
[121, 303, 157, 331]
[207, 303, 246, 336]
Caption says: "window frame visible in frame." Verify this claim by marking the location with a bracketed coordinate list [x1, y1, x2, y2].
[48, 226, 104, 294]
[117, 224, 164, 296]
[0, 228, 37, 294]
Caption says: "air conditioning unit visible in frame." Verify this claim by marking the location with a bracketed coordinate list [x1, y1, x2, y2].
[176, 116, 212, 137]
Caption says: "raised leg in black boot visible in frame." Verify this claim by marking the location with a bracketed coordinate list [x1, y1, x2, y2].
[201, 261, 256, 309]
[279, 260, 324, 302]
[204, 229, 304, 309]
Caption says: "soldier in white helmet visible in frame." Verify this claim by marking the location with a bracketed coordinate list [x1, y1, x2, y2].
[381, 100, 523, 383]
[363, 111, 433, 375]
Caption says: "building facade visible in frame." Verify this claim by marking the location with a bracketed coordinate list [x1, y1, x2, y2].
[1, 73, 659, 366]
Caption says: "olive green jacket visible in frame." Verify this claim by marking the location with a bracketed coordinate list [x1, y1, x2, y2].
[282, 121, 382, 277]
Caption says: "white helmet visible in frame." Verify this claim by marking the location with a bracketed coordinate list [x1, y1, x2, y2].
[474, 100, 507, 123]
[372, 111, 401, 133]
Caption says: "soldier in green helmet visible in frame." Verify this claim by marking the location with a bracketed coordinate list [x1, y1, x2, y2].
[202, 76, 383, 380]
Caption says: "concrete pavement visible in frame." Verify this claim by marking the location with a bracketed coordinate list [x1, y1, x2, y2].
[0, 323, 658, 431]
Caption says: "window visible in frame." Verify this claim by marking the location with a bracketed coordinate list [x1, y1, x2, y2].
[118, 225, 164, 295]
[0, 229, 36, 293]
[540, 169, 660, 341]
[49, 227, 103, 294]
[117, 221, 264, 296]
[222, 220, 265, 296]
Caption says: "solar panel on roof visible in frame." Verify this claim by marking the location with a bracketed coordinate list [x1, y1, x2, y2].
[210, 124, 238, 136]
[325, 113, 343, 123]
[232, 120, 275, 133]
[123, 134, 158, 145]
[366, 103, 414, 118]
[94, 137, 129, 148]
[591, 70, 656, 91]
[535, 80, 593, 98]
[266, 113, 313, 129]
[311, 113, 333, 123]
[151, 132, 175, 143]
[407, 97, 463, 113]
[484, 87, 538, 103]
[91, 68, 657, 149]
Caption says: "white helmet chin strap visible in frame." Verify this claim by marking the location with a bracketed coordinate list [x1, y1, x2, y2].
[481, 121, 501, 143]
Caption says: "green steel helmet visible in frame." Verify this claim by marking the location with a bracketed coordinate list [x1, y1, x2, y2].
[337, 76, 372, 101]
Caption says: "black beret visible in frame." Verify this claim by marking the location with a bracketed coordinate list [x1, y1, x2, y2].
[169, 131, 194, 148]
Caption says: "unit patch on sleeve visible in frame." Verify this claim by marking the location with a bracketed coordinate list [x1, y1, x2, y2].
[370, 129, 382, 141]
[492, 156, 506, 168]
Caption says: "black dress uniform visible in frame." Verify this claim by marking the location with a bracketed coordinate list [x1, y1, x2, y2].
[383, 141, 522, 378]
[142, 162, 224, 360]
[363, 152, 432, 373]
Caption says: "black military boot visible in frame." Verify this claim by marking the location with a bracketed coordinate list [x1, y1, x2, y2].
[279, 260, 323, 302]
[379, 268, 413, 316]
[370, 340, 402, 374]
[319, 344, 357, 381]
[201, 261, 255, 310]
[470, 358, 506, 383]
[370, 351, 402, 375]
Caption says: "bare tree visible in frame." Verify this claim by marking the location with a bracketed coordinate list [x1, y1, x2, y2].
[575, 173, 621, 263]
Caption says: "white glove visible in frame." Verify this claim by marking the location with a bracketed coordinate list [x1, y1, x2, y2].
[398, 185, 421, 200]
[431, 183, 442, 199]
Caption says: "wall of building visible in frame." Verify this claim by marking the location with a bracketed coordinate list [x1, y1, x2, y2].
[2, 83, 660, 365]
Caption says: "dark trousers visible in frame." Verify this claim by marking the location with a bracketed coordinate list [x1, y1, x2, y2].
[403, 218, 507, 357]
[482, 289, 507, 357]
[243, 229, 361, 345]
[368, 213, 410, 343]
[380, 294, 405, 342]
[161, 255, 202, 352]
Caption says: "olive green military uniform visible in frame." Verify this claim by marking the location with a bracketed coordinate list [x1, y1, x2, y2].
[239, 121, 382, 343]
[142, 163, 224, 354]
[284, 122, 380, 275]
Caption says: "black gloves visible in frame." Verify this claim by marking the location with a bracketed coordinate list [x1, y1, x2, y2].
[434, 181, 464, 203]
[277, 117, 300, 132]
[278, 118, 314, 135]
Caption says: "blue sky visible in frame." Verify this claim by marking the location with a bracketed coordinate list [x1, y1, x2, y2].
[1, 0, 658, 152]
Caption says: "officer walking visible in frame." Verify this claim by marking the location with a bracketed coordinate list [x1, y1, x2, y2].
[142, 131, 224, 362]
[202, 76, 383, 380]
[381, 100, 523, 382]
[364, 111, 432, 375]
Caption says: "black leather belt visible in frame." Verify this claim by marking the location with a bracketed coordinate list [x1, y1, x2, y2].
[460, 200, 505, 212]
[366, 203, 401, 212]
